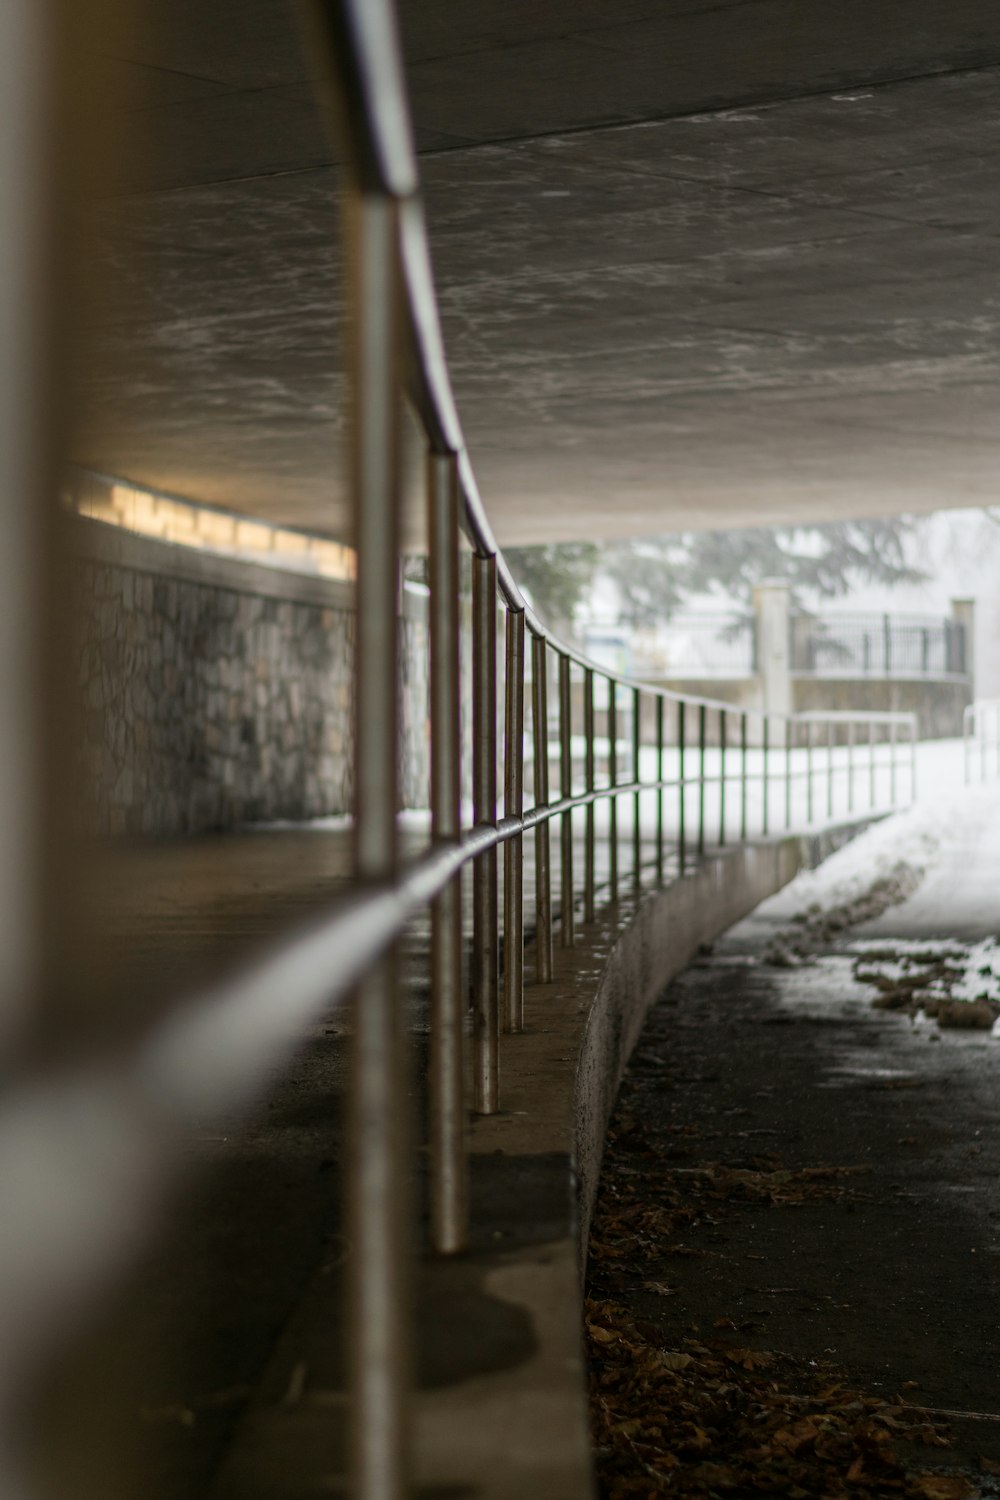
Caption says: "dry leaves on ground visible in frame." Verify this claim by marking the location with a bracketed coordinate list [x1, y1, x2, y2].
[587, 1120, 982, 1498]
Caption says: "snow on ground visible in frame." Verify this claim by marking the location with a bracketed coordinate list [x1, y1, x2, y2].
[745, 751, 1000, 1032]
[752, 742, 988, 926]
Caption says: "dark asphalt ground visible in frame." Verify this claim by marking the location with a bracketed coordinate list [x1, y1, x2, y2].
[588, 896, 1000, 1492]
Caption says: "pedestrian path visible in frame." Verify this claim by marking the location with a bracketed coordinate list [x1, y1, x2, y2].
[30, 740, 975, 1497]
[588, 781, 1000, 1498]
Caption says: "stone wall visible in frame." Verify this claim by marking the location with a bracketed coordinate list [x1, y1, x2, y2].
[73, 521, 429, 837]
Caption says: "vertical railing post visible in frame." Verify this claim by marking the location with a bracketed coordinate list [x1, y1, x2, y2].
[678, 700, 687, 874]
[785, 717, 793, 829]
[848, 720, 856, 813]
[697, 703, 706, 856]
[883, 613, 892, 677]
[584, 668, 596, 921]
[806, 719, 814, 825]
[608, 680, 619, 901]
[559, 653, 574, 946]
[762, 715, 770, 836]
[827, 720, 834, 821]
[428, 451, 466, 1254]
[348, 193, 409, 1500]
[964, 707, 971, 785]
[472, 553, 498, 1113]
[0, 0, 77, 1077]
[889, 717, 897, 807]
[740, 711, 748, 842]
[911, 719, 918, 803]
[632, 687, 642, 886]
[656, 697, 665, 882]
[718, 708, 727, 846]
[503, 608, 525, 1032]
[868, 719, 876, 807]
[532, 634, 553, 982]
[981, 705, 988, 783]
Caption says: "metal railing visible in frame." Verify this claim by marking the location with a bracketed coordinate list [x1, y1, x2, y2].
[964, 699, 1000, 783]
[302, 7, 919, 1496]
[792, 610, 966, 677]
[0, 4, 920, 1497]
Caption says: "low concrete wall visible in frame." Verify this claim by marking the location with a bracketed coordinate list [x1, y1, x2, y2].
[791, 674, 971, 741]
[573, 821, 873, 1251]
[428, 819, 875, 1499]
[208, 819, 876, 1500]
[72, 520, 431, 836]
[636, 675, 970, 742]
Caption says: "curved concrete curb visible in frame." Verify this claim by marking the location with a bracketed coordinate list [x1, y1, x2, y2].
[574, 823, 875, 1258]
[209, 820, 878, 1500]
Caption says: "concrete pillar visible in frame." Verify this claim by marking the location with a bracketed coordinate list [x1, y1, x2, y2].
[753, 580, 792, 734]
[950, 599, 975, 688]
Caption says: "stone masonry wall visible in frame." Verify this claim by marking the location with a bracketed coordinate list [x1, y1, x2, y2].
[73, 521, 429, 837]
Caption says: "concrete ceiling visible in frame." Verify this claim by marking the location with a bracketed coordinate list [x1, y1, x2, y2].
[74, 1, 1000, 544]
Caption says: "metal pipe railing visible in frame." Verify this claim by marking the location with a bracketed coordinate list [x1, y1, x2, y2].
[559, 653, 575, 947]
[503, 608, 525, 1034]
[472, 553, 499, 1114]
[312, 5, 924, 1476]
[5, 5, 925, 1498]
[584, 669, 597, 920]
[964, 699, 1000, 784]
[532, 633, 553, 982]
[429, 451, 465, 1254]
[346, 188, 409, 1500]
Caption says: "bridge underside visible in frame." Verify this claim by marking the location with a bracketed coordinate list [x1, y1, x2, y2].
[75, 1, 1000, 544]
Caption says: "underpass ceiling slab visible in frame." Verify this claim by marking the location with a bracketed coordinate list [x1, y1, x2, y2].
[73, 2, 1000, 542]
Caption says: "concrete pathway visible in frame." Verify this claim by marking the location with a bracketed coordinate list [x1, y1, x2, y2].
[857, 789, 1000, 942]
[30, 745, 982, 1497]
[588, 781, 1000, 1496]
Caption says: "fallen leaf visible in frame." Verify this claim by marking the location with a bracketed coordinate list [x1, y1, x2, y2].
[659, 1351, 693, 1372]
[911, 1476, 975, 1500]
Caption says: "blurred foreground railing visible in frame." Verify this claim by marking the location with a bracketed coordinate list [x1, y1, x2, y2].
[302, 5, 919, 1497]
[964, 699, 1000, 783]
[0, 2, 920, 1497]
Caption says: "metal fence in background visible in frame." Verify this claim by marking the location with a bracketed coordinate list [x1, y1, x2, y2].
[793, 611, 966, 677]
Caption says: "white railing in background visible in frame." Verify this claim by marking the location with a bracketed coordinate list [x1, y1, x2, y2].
[964, 699, 1000, 783]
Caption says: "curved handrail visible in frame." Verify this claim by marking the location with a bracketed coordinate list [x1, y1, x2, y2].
[318, 0, 811, 721]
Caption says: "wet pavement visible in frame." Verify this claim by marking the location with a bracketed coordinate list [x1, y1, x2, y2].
[587, 803, 1000, 1497]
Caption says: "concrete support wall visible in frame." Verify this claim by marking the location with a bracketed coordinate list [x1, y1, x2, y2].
[951, 598, 976, 689]
[752, 579, 792, 728]
[383, 817, 879, 1500]
[73, 521, 429, 836]
[638, 674, 970, 742]
[790, 674, 971, 740]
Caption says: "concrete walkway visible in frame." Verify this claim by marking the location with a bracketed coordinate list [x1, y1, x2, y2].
[29, 743, 978, 1497]
[34, 820, 663, 1499]
[858, 789, 1000, 943]
[588, 782, 1000, 1496]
